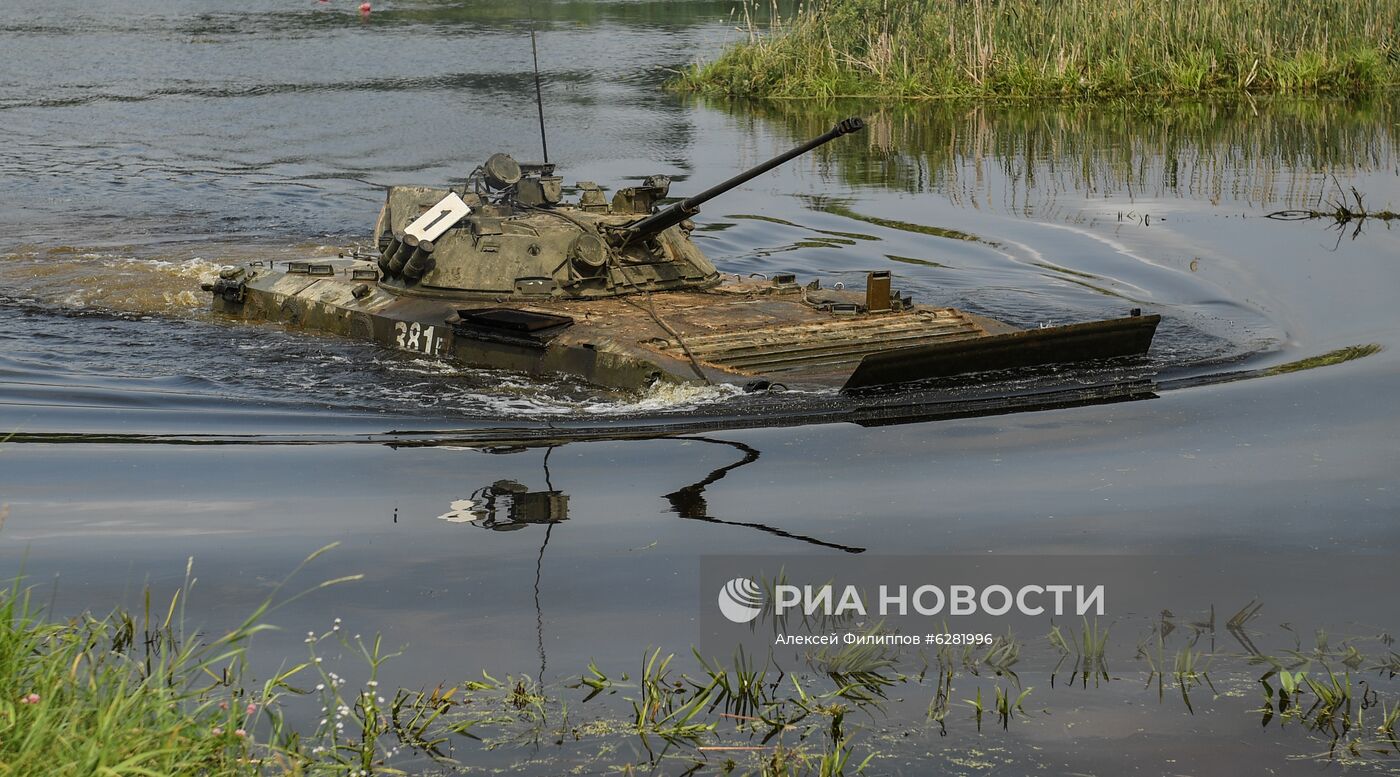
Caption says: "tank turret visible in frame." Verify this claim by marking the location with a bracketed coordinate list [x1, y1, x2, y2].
[371, 118, 866, 301]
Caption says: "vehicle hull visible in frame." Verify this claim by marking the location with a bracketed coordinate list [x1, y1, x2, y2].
[210, 257, 1161, 393]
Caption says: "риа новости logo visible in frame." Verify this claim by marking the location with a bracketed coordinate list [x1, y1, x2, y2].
[718, 577, 765, 623]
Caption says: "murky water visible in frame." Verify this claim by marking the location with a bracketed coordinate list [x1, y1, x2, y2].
[3, 1, 1399, 773]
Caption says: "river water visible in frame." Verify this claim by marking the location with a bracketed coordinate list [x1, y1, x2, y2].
[2, 1, 1399, 774]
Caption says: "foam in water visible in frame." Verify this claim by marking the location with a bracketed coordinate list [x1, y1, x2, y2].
[583, 381, 747, 415]
[375, 355, 751, 419]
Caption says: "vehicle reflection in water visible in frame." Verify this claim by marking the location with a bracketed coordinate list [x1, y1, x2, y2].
[428, 436, 867, 679]
[662, 437, 866, 554]
[438, 479, 570, 532]
[435, 446, 568, 680]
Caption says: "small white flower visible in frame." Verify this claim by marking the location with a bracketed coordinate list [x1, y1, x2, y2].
[315, 684, 325, 691]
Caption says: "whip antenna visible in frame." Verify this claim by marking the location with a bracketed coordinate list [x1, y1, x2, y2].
[529, 10, 549, 164]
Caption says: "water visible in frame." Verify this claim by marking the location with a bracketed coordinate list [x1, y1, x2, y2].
[2, 1, 1399, 773]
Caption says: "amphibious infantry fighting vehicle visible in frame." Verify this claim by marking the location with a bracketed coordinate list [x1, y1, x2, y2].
[207, 118, 1159, 392]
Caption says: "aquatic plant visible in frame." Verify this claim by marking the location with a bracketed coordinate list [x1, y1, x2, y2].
[673, 0, 1399, 98]
[1138, 622, 1215, 712]
[631, 648, 719, 753]
[1048, 617, 1111, 687]
[1267, 182, 1399, 241]
[806, 627, 901, 705]
[994, 684, 1033, 729]
[694, 646, 769, 718]
[9, 551, 1400, 774]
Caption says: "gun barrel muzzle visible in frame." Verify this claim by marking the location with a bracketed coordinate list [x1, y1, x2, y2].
[612, 116, 866, 247]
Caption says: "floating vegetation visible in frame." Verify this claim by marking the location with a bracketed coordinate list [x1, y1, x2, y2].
[1267, 184, 1399, 239]
[802, 196, 994, 245]
[1264, 344, 1384, 376]
[724, 213, 881, 242]
[883, 254, 953, 269]
[1258, 660, 1400, 761]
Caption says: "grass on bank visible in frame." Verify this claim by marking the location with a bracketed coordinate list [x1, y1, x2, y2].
[0, 550, 366, 776]
[6, 551, 1400, 775]
[0, 559, 883, 776]
[672, 0, 1399, 98]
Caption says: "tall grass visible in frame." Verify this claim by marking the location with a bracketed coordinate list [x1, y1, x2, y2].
[8, 572, 1400, 773]
[0, 549, 360, 776]
[674, 0, 1399, 98]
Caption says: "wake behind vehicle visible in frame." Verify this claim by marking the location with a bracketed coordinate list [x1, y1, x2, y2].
[206, 118, 1159, 393]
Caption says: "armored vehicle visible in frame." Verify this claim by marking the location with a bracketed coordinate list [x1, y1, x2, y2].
[207, 118, 1159, 393]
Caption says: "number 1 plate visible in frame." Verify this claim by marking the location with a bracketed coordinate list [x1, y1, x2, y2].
[404, 192, 471, 242]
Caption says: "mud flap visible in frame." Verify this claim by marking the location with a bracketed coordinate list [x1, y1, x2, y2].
[840, 314, 1161, 392]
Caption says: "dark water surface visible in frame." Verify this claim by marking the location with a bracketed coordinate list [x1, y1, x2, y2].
[3, 1, 1400, 773]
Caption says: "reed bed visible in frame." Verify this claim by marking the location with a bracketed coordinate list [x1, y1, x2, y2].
[7, 552, 1400, 774]
[674, 0, 1399, 98]
[0, 549, 369, 776]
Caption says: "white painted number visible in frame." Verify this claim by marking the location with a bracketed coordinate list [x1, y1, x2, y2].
[394, 322, 442, 356]
[404, 192, 471, 243]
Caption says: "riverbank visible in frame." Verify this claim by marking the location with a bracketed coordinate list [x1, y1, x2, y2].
[0, 556, 377, 776]
[8, 569, 1400, 776]
[672, 0, 1398, 98]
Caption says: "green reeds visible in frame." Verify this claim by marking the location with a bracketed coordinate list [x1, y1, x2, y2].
[673, 0, 1399, 99]
[1049, 617, 1111, 687]
[807, 628, 900, 705]
[1139, 627, 1215, 713]
[11, 553, 1400, 775]
[631, 648, 718, 752]
[0, 546, 361, 776]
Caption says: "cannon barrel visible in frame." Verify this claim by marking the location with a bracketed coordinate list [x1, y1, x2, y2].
[612, 117, 865, 247]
